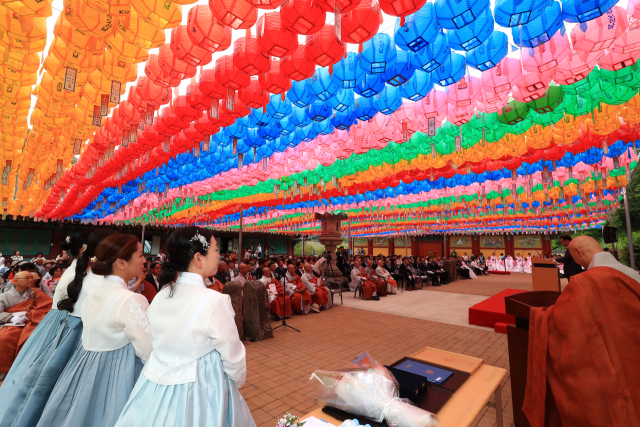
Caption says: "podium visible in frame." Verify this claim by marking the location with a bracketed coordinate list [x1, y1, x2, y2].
[505, 291, 562, 427]
[532, 258, 561, 292]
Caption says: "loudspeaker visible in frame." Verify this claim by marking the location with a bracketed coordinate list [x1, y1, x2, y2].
[602, 225, 618, 244]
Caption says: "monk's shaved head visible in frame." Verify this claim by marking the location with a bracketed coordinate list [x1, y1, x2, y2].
[568, 236, 603, 269]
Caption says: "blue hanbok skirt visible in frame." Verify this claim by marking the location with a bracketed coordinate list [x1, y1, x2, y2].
[0, 311, 83, 427]
[36, 342, 143, 427]
[115, 350, 256, 427]
[0, 309, 69, 422]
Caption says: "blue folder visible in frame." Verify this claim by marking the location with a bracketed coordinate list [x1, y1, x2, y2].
[394, 361, 453, 385]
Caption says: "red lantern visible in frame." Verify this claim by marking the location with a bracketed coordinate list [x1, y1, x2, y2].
[158, 107, 191, 133]
[250, 0, 286, 9]
[209, 0, 257, 30]
[239, 77, 270, 108]
[158, 45, 197, 80]
[256, 12, 299, 57]
[233, 36, 271, 75]
[127, 80, 148, 110]
[282, 44, 316, 81]
[183, 124, 204, 143]
[194, 115, 220, 136]
[145, 54, 183, 87]
[305, 25, 345, 67]
[170, 25, 213, 67]
[378, 0, 425, 20]
[259, 58, 292, 93]
[341, 0, 381, 44]
[315, 0, 362, 13]
[118, 101, 143, 125]
[186, 82, 211, 111]
[187, 5, 232, 52]
[198, 68, 227, 99]
[215, 55, 251, 90]
[221, 91, 250, 118]
[280, 0, 326, 35]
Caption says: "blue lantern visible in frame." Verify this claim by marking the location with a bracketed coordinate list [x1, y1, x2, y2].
[511, 1, 562, 48]
[269, 137, 288, 152]
[466, 31, 508, 71]
[494, 0, 551, 27]
[359, 34, 397, 74]
[258, 124, 281, 141]
[244, 128, 262, 147]
[433, 52, 466, 86]
[412, 31, 450, 73]
[353, 96, 379, 120]
[383, 50, 416, 86]
[307, 100, 332, 122]
[561, 0, 617, 22]
[446, 9, 494, 51]
[434, 0, 490, 29]
[308, 67, 340, 101]
[394, 3, 440, 52]
[266, 94, 292, 119]
[354, 72, 386, 97]
[374, 85, 402, 114]
[290, 105, 308, 127]
[331, 109, 357, 130]
[287, 80, 314, 108]
[327, 88, 355, 112]
[332, 52, 365, 89]
[296, 124, 318, 142]
[249, 108, 273, 127]
[314, 117, 335, 135]
[274, 116, 296, 135]
[400, 70, 432, 101]
[224, 120, 248, 139]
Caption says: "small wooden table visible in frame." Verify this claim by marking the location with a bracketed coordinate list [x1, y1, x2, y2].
[301, 347, 507, 427]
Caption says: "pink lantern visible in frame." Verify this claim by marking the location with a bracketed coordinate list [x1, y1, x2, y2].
[445, 76, 482, 109]
[413, 90, 447, 120]
[570, 6, 628, 52]
[446, 105, 474, 125]
[612, 21, 640, 54]
[598, 46, 640, 71]
[522, 32, 571, 74]
[553, 49, 603, 85]
[477, 91, 509, 113]
[513, 68, 553, 102]
[512, 84, 546, 103]
[481, 55, 522, 94]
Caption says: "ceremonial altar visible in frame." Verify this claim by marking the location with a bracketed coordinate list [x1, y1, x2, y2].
[301, 346, 507, 427]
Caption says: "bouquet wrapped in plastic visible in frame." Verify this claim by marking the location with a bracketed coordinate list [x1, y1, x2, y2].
[310, 352, 439, 427]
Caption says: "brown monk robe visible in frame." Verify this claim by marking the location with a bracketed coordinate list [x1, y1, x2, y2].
[206, 277, 224, 293]
[365, 260, 387, 297]
[141, 280, 157, 302]
[0, 286, 52, 375]
[350, 260, 377, 300]
[259, 268, 292, 318]
[302, 264, 329, 309]
[284, 264, 312, 314]
[523, 236, 640, 427]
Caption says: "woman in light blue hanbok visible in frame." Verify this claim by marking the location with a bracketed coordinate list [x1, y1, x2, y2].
[36, 234, 152, 427]
[0, 229, 118, 427]
[115, 227, 255, 427]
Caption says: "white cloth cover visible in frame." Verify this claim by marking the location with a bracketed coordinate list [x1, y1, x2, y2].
[80, 275, 153, 363]
[51, 259, 77, 309]
[144, 272, 246, 386]
[588, 251, 640, 283]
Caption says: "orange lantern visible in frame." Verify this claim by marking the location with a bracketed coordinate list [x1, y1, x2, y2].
[117, 8, 165, 49]
[209, 0, 257, 29]
[187, 5, 232, 52]
[131, 0, 182, 30]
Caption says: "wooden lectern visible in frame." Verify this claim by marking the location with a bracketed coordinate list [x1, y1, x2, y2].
[505, 291, 563, 427]
[531, 258, 561, 292]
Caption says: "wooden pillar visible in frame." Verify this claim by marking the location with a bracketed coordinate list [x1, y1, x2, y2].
[388, 238, 394, 256]
[411, 237, 418, 256]
[542, 234, 552, 257]
[286, 237, 292, 256]
[367, 238, 373, 255]
[443, 234, 449, 258]
[472, 236, 481, 256]
[506, 234, 515, 256]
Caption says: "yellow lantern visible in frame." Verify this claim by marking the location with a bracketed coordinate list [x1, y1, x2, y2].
[117, 7, 165, 49]
[0, 45, 40, 73]
[62, 0, 121, 38]
[131, 0, 181, 30]
[53, 14, 106, 56]
[105, 32, 149, 64]
[96, 50, 138, 83]
[49, 36, 102, 72]
[1, 0, 52, 17]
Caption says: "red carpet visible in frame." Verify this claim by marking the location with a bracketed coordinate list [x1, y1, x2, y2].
[469, 288, 526, 329]
[488, 270, 511, 275]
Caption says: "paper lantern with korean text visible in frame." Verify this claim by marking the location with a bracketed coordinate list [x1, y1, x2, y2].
[341, 0, 381, 45]
[482, 55, 523, 94]
[511, 1, 562, 48]
[434, 0, 489, 30]
[256, 12, 299, 57]
[412, 31, 450, 72]
[63, 0, 122, 38]
[145, 53, 182, 87]
[233, 36, 272, 76]
[379, 0, 425, 21]
[170, 25, 213, 66]
[105, 33, 150, 64]
[359, 33, 397, 74]
[118, 8, 165, 50]
[446, 8, 494, 51]
[400, 69, 432, 101]
[493, 0, 550, 27]
[354, 72, 385, 97]
[280, 0, 326, 35]
[305, 25, 346, 67]
[132, 0, 182, 30]
[287, 80, 314, 107]
[187, 5, 232, 52]
[198, 68, 227, 99]
[465, 30, 507, 71]
[215, 55, 250, 89]
[570, 6, 628, 52]
[282, 45, 316, 81]
[209, 0, 257, 29]
[433, 52, 466, 86]
[307, 67, 340, 100]
[332, 53, 365, 88]
[315, 0, 363, 13]
[259, 58, 292, 93]
[383, 50, 416, 86]
[562, 0, 617, 23]
[393, 3, 439, 52]
[521, 31, 570, 74]
[158, 44, 197, 80]
[239, 77, 270, 108]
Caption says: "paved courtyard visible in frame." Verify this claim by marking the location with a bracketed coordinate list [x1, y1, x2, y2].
[242, 274, 527, 427]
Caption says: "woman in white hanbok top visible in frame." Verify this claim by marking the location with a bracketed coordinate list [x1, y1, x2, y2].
[115, 226, 255, 427]
[38, 234, 152, 427]
[523, 254, 533, 274]
[514, 253, 525, 273]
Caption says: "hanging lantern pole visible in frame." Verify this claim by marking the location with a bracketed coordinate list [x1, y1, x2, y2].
[623, 187, 636, 270]
[141, 224, 146, 250]
[239, 207, 243, 259]
[302, 234, 305, 256]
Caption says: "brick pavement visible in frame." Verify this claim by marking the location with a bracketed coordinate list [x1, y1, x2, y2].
[243, 304, 514, 427]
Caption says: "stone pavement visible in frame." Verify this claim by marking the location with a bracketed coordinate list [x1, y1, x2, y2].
[243, 302, 514, 427]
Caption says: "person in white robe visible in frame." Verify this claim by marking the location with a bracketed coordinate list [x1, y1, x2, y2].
[523, 255, 533, 274]
[375, 260, 397, 294]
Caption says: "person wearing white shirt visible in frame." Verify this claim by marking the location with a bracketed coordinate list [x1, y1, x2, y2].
[38, 234, 152, 427]
[0, 229, 120, 427]
[115, 226, 255, 427]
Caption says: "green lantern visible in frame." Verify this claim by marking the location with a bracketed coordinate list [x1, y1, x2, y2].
[560, 68, 600, 96]
[528, 85, 564, 114]
[497, 100, 530, 125]
[563, 94, 595, 116]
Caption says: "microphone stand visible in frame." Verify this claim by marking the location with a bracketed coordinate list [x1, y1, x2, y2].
[272, 275, 300, 333]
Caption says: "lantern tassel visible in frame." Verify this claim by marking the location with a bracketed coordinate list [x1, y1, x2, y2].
[245, 28, 251, 39]
[358, 42, 363, 53]
[400, 16, 405, 26]
[329, 63, 333, 75]
[281, 92, 285, 101]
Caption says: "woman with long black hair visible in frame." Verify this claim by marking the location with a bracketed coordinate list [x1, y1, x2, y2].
[0, 229, 117, 427]
[37, 234, 152, 427]
[115, 226, 255, 427]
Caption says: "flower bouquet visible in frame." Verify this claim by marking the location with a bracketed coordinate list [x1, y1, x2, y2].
[276, 413, 306, 427]
[310, 352, 439, 427]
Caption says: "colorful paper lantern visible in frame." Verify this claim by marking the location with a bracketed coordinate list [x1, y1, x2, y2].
[511, 1, 562, 48]
[215, 55, 250, 90]
[187, 5, 232, 52]
[232, 36, 272, 76]
[209, 0, 257, 30]
[256, 12, 299, 57]
[465, 30, 508, 71]
[259, 58, 292, 93]
[282, 44, 316, 81]
[446, 8, 494, 51]
[359, 33, 397, 74]
[305, 25, 346, 67]
[434, 0, 490, 30]
[412, 31, 450, 72]
[280, 0, 326, 35]
[341, 0, 381, 44]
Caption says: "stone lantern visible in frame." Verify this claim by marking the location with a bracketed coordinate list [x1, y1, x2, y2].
[315, 212, 348, 288]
